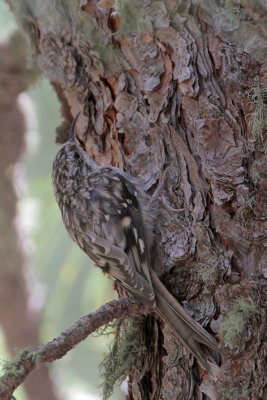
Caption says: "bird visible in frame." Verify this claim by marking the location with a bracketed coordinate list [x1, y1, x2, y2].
[52, 112, 220, 371]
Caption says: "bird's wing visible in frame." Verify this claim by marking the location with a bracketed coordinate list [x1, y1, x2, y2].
[70, 168, 156, 307]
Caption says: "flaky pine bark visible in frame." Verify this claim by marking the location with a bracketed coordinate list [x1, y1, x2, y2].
[6, 1, 267, 399]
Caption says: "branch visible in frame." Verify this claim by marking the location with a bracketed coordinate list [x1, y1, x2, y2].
[0, 297, 147, 400]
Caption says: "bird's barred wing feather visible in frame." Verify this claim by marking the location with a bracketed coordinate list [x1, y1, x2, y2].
[68, 168, 156, 307]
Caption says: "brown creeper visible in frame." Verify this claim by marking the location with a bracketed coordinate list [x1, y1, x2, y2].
[52, 113, 220, 370]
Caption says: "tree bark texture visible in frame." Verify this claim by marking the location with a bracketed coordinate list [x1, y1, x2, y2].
[7, 1, 267, 399]
[0, 33, 61, 400]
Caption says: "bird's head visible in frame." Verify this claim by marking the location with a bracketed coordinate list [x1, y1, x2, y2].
[52, 112, 97, 199]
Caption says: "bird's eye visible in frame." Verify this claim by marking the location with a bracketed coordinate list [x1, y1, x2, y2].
[74, 152, 80, 159]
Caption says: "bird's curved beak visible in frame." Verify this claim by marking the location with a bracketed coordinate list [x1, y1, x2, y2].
[69, 112, 81, 142]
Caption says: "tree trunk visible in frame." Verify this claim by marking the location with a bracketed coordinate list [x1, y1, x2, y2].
[7, 0, 267, 399]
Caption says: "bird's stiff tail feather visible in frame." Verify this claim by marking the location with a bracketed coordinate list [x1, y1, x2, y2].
[150, 270, 220, 371]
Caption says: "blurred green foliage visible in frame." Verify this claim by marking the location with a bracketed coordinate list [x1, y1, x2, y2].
[0, 1, 17, 39]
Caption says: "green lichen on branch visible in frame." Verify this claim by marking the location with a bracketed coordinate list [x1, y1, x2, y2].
[224, 0, 240, 20]
[219, 298, 259, 349]
[99, 316, 146, 400]
[247, 77, 267, 142]
[1, 349, 40, 376]
[94, 318, 121, 337]
[245, 195, 256, 210]
[87, 29, 122, 72]
[221, 383, 252, 399]
[222, 388, 235, 400]
[198, 264, 216, 281]
[198, 255, 217, 282]
[0, 348, 40, 396]
[2, 349, 29, 375]
[251, 166, 261, 183]
[78, 19, 122, 73]
[114, 0, 151, 38]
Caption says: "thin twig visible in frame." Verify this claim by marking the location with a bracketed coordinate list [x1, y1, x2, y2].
[0, 297, 147, 400]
